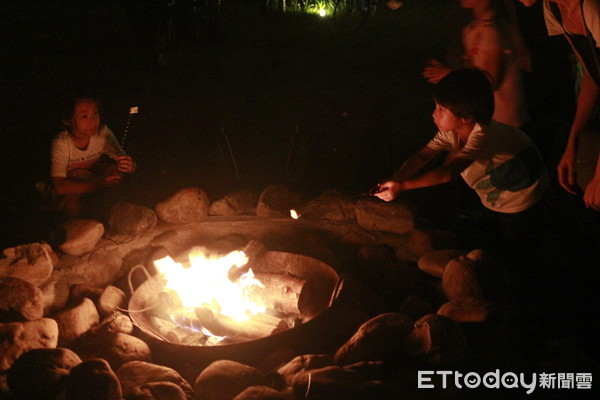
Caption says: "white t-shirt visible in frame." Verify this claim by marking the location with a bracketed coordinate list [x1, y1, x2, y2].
[542, 0, 600, 85]
[427, 121, 549, 213]
[51, 125, 122, 179]
[543, 0, 600, 46]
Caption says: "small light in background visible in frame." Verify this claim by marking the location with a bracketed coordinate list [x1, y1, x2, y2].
[290, 209, 300, 219]
[318, 8, 326, 17]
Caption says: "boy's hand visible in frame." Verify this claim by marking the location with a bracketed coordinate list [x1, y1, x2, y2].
[115, 155, 135, 173]
[372, 181, 403, 202]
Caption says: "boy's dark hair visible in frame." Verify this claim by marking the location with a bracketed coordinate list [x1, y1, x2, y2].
[432, 68, 495, 125]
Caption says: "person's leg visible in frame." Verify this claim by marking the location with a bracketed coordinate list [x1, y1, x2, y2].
[498, 198, 547, 253]
[63, 194, 83, 217]
[83, 180, 132, 223]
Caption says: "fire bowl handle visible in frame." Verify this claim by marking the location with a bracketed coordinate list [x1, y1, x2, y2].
[127, 264, 152, 296]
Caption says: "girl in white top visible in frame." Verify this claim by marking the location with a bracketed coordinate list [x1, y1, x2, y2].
[50, 96, 136, 216]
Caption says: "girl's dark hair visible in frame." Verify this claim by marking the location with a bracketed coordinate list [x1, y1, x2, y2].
[58, 90, 102, 127]
[432, 68, 495, 125]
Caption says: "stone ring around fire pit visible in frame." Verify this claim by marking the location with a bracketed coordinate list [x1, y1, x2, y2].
[127, 248, 365, 372]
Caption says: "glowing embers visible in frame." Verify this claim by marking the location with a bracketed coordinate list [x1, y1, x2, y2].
[152, 248, 302, 346]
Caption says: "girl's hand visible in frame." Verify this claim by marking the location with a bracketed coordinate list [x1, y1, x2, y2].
[115, 155, 135, 173]
[373, 181, 403, 202]
[422, 60, 451, 84]
[102, 174, 122, 186]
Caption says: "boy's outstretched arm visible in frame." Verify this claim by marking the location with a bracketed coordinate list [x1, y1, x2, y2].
[400, 155, 472, 190]
[373, 145, 439, 201]
[375, 152, 473, 202]
[392, 145, 440, 181]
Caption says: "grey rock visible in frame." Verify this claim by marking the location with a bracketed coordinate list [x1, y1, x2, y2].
[355, 197, 414, 235]
[117, 361, 194, 399]
[256, 185, 304, 218]
[334, 313, 413, 365]
[194, 360, 268, 400]
[298, 191, 356, 221]
[7, 347, 82, 400]
[0, 276, 44, 322]
[209, 190, 257, 216]
[276, 354, 335, 387]
[53, 297, 100, 347]
[418, 248, 466, 278]
[65, 358, 122, 400]
[404, 314, 467, 366]
[437, 298, 496, 323]
[1, 242, 56, 287]
[0, 318, 59, 371]
[155, 187, 210, 224]
[59, 219, 105, 256]
[127, 381, 188, 400]
[442, 252, 508, 302]
[109, 202, 158, 236]
[233, 385, 288, 400]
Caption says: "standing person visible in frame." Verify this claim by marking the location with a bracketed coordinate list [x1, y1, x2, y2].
[46, 94, 136, 218]
[423, 0, 531, 128]
[373, 69, 549, 256]
[518, 0, 600, 210]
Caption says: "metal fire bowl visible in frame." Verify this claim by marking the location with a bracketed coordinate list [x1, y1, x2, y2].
[128, 251, 367, 372]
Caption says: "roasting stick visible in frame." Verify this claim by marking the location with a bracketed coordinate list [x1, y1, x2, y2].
[120, 106, 139, 152]
[221, 126, 241, 183]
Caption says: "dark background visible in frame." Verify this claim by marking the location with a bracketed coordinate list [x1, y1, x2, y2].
[0, 0, 576, 247]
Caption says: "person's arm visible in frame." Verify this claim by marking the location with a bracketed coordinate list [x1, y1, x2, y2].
[393, 145, 441, 181]
[399, 156, 472, 189]
[583, 151, 600, 210]
[557, 69, 600, 194]
[465, 23, 506, 89]
[52, 174, 121, 196]
[103, 126, 137, 173]
[374, 145, 439, 201]
[374, 146, 473, 201]
[422, 59, 452, 84]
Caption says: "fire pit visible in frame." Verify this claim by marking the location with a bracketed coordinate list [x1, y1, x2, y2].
[127, 243, 364, 372]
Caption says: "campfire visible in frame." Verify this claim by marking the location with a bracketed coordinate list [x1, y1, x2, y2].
[149, 246, 304, 346]
[128, 240, 341, 356]
[1, 186, 537, 400]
